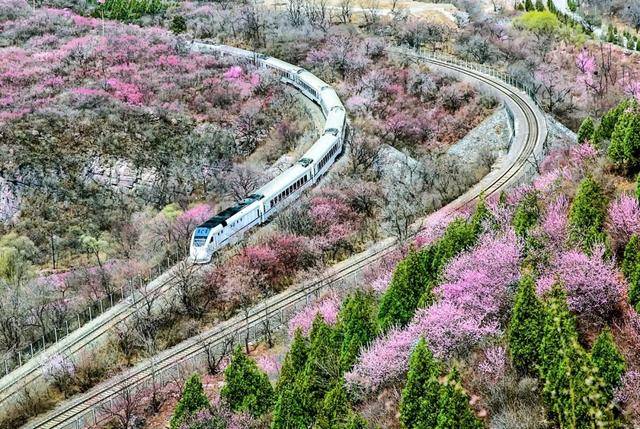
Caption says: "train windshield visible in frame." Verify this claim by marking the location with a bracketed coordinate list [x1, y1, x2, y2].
[193, 227, 210, 247]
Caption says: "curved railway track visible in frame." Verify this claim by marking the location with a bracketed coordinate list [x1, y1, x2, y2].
[15, 47, 547, 429]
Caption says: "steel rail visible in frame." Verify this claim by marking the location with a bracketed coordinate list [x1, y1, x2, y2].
[19, 48, 547, 429]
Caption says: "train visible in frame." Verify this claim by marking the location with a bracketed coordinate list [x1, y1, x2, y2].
[188, 42, 347, 264]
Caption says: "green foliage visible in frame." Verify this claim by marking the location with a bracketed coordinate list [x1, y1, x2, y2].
[567, 0, 577, 12]
[514, 11, 561, 35]
[339, 291, 379, 372]
[378, 248, 431, 331]
[594, 99, 633, 144]
[342, 414, 368, 429]
[512, 191, 541, 239]
[379, 207, 483, 331]
[94, 0, 167, 21]
[170, 373, 210, 429]
[170, 14, 187, 34]
[539, 285, 579, 380]
[276, 329, 309, 394]
[608, 101, 640, 174]
[271, 382, 312, 429]
[0, 232, 36, 285]
[399, 338, 441, 429]
[590, 327, 625, 401]
[535, 0, 545, 11]
[568, 176, 607, 251]
[577, 116, 595, 144]
[298, 316, 343, 418]
[434, 368, 483, 429]
[622, 234, 640, 309]
[546, 0, 557, 14]
[637, 173, 640, 201]
[507, 275, 545, 375]
[316, 381, 350, 429]
[221, 347, 274, 417]
[524, 0, 534, 11]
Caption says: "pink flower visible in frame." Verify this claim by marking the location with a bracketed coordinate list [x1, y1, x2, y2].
[288, 293, 340, 336]
[256, 355, 281, 377]
[607, 194, 640, 251]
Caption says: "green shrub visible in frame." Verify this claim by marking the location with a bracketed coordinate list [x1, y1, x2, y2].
[170, 373, 210, 429]
[507, 275, 545, 375]
[568, 176, 607, 251]
[434, 368, 483, 429]
[590, 327, 625, 401]
[577, 116, 595, 144]
[608, 101, 640, 174]
[94, 0, 167, 22]
[221, 347, 274, 417]
[339, 291, 378, 372]
[399, 338, 441, 429]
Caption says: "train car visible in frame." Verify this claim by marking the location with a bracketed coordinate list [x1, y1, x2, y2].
[189, 43, 346, 264]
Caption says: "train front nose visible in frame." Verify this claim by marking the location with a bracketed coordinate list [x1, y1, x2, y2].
[190, 247, 210, 264]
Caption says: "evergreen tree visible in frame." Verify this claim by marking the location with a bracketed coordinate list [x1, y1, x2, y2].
[637, 173, 640, 201]
[299, 316, 343, 418]
[538, 284, 579, 380]
[339, 291, 379, 372]
[276, 329, 309, 393]
[590, 327, 625, 401]
[546, 0, 557, 14]
[516, 2, 525, 11]
[399, 338, 441, 429]
[221, 347, 274, 417]
[434, 368, 483, 429]
[623, 234, 640, 309]
[608, 103, 640, 174]
[378, 248, 431, 330]
[577, 116, 595, 144]
[170, 373, 211, 429]
[507, 275, 545, 375]
[170, 15, 187, 34]
[316, 381, 350, 428]
[271, 381, 313, 429]
[535, 0, 546, 11]
[568, 176, 607, 251]
[524, 0, 534, 11]
[512, 191, 541, 238]
[593, 99, 632, 144]
[343, 414, 368, 429]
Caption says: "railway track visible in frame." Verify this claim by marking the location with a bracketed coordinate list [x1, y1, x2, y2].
[17, 47, 547, 429]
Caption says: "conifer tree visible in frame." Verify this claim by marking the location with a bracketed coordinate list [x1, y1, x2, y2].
[524, 0, 534, 11]
[399, 338, 441, 429]
[339, 291, 379, 372]
[299, 316, 343, 418]
[512, 191, 540, 238]
[637, 173, 640, 201]
[434, 368, 482, 429]
[546, 0, 557, 14]
[577, 116, 595, 144]
[623, 234, 640, 310]
[568, 176, 607, 251]
[538, 284, 579, 380]
[343, 414, 368, 429]
[378, 248, 430, 330]
[590, 327, 625, 401]
[316, 381, 350, 428]
[507, 275, 545, 375]
[276, 329, 309, 393]
[594, 99, 632, 143]
[221, 347, 274, 417]
[271, 381, 312, 429]
[170, 373, 210, 429]
[535, 0, 545, 11]
[608, 103, 640, 173]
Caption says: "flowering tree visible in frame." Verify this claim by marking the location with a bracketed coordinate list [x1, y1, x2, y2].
[607, 194, 640, 253]
[288, 293, 340, 336]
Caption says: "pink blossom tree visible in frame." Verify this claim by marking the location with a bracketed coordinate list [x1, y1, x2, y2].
[607, 194, 640, 252]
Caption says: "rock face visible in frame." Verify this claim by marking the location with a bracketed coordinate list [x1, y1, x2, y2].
[446, 106, 512, 168]
[0, 178, 19, 223]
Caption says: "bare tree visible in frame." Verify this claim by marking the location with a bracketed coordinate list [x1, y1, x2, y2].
[362, 0, 381, 27]
[202, 334, 235, 375]
[304, 0, 331, 32]
[348, 129, 381, 177]
[225, 165, 263, 202]
[338, 0, 353, 23]
[98, 388, 145, 429]
[287, 0, 305, 26]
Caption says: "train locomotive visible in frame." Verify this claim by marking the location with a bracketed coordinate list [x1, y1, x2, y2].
[188, 43, 347, 264]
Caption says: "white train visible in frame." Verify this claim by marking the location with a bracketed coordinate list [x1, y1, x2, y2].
[188, 42, 347, 264]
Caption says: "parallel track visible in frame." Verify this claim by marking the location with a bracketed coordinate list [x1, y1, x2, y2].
[19, 48, 547, 429]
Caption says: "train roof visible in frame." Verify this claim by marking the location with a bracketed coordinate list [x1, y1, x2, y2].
[198, 194, 262, 229]
[297, 70, 328, 93]
[255, 163, 310, 199]
[302, 134, 339, 161]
